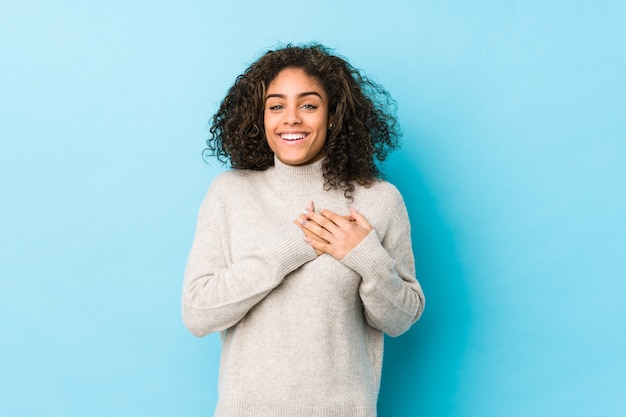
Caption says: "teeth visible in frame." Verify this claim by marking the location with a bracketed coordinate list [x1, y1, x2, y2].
[281, 133, 306, 141]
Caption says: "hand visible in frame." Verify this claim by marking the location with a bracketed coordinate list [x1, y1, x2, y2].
[294, 201, 326, 256]
[299, 205, 373, 260]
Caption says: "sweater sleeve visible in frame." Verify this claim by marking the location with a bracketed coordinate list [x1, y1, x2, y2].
[182, 178, 317, 337]
[340, 188, 425, 337]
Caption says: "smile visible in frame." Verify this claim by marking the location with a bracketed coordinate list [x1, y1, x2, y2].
[280, 133, 307, 141]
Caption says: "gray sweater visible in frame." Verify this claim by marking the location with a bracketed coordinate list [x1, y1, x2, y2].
[182, 157, 425, 417]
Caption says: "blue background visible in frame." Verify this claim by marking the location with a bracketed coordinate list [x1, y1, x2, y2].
[2, 1, 625, 416]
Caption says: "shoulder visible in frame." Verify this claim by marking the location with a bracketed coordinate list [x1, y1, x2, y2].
[208, 168, 266, 194]
[355, 179, 406, 208]
[352, 179, 409, 232]
[200, 169, 269, 212]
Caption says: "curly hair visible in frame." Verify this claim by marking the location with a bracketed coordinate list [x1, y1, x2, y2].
[205, 44, 401, 198]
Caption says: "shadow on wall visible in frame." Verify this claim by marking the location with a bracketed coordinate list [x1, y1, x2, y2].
[377, 150, 471, 417]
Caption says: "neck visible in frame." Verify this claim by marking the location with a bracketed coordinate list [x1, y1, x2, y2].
[270, 156, 325, 192]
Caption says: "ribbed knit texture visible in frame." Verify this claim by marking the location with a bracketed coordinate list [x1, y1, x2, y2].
[183, 157, 425, 417]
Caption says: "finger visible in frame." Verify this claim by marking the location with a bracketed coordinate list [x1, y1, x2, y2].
[301, 201, 313, 215]
[303, 209, 340, 232]
[299, 201, 314, 218]
[295, 215, 334, 242]
[301, 216, 336, 242]
[349, 207, 372, 229]
[302, 236, 324, 256]
[317, 209, 352, 229]
[304, 236, 330, 255]
[302, 222, 328, 243]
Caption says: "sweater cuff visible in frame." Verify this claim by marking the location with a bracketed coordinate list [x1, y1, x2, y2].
[271, 222, 318, 277]
[340, 230, 393, 280]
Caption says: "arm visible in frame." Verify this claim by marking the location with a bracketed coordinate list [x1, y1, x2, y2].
[182, 179, 317, 337]
[298, 190, 424, 336]
[341, 219, 424, 337]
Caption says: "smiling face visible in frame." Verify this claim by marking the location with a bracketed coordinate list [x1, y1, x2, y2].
[264, 67, 330, 166]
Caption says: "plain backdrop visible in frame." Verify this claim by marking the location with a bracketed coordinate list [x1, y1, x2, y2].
[1, 1, 625, 416]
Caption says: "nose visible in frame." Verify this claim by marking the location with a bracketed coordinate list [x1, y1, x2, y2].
[284, 106, 302, 125]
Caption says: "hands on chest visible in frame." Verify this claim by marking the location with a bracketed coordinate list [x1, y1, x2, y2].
[294, 200, 373, 259]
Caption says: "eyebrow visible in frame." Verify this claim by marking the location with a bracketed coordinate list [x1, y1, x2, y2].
[265, 91, 322, 101]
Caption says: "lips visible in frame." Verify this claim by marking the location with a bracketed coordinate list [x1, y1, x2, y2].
[279, 133, 307, 141]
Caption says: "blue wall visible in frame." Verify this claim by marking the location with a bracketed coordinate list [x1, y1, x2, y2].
[1, 1, 625, 416]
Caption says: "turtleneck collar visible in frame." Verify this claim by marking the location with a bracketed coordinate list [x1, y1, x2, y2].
[269, 155, 325, 192]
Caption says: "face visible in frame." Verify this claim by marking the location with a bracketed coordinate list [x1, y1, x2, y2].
[264, 67, 330, 166]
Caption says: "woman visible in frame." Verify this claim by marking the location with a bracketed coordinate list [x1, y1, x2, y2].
[182, 44, 425, 417]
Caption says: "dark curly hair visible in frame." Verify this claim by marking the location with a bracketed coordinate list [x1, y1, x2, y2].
[205, 44, 401, 198]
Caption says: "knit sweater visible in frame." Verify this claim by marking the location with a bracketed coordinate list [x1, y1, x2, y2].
[182, 157, 425, 417]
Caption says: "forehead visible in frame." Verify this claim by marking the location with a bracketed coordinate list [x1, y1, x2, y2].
[266, 67, 324, 94]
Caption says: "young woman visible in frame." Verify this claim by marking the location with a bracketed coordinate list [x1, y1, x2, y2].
[182, 44, 425, 417]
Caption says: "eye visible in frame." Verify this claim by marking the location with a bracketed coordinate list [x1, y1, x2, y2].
[267, 104, 284, 111]
[301, 104, 318, 110]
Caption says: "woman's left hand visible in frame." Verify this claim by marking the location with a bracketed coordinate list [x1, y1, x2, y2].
[299, 206, 373, 260]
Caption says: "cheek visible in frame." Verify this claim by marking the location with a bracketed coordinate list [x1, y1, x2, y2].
[263, 112, 271, 129]
[263, 126, 278, 153]
[263, 113, 277, 141]
[265, 112, 285, 133]
[317, 119, 329, 138]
